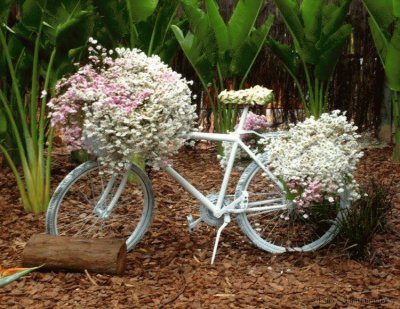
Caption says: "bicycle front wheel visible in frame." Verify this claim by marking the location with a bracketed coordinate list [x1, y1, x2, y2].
[46, 161, 155, 251]
[235, 158, 350, 253]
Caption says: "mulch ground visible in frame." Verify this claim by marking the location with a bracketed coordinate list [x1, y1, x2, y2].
[0, 144, 399, 308]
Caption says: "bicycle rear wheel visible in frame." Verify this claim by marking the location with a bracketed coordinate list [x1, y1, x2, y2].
[46, 161, 155, 251]
[235, 158, 350, 253]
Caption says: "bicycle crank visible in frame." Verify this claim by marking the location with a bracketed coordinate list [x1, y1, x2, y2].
[200, 193, 232, 227]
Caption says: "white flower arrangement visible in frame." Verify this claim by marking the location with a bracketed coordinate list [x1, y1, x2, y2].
[264, 111, 363, 216]
[218, 85, 274, 105]
[48, 40, 197, 172]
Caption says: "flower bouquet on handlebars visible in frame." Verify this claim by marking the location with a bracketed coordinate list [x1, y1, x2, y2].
[48, 38, 197, 173]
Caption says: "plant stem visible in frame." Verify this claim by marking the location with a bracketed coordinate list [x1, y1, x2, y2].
[392, 91, 400, 161]
[302, 61, 314, 116]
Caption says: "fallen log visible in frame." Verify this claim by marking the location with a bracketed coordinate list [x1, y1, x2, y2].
[22, 234, 127, 275]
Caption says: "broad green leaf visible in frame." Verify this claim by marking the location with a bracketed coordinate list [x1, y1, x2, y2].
[300, 0, 323, 43]
[385, 23, 400, 91]
[321, 0, 352, 40]
[299, 41, 319, 65]
[92, 0, 129, 44]
[0, 0, 14, 23]
[127, 0, 159, 22]
[266, 39, 299, 77]
[55, 11, 94, 54]
[390, 21, 400, 49]
[136, 0, 180, 60]
[394, 0, 400, 18]
[273, 0, 304, 48]
[368, 17, 389, 63]
[180, 0, 211, 40]
[0, 108, 7, 135]
[19, 0, 46, 28]
[314, 24, 352, 80]
[228, 0, 264, 50]
[230, 15, 274, 77]
[171, 25, 214, 84]
[386, 45, 400, 91]
[362, 0, 395, 29]
[205, 0, 229, 52]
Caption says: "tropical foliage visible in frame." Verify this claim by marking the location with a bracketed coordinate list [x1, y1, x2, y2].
[93, 0, 182, 63]
[0, 0, 94, 213]
[268, 0, 352, 118]
[362, 0, 400, 161]
[172, 0, 274, 133]
[0, 265, 41, 288]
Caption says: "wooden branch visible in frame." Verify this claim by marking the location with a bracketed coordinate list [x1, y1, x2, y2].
[22, 234, 127, 275]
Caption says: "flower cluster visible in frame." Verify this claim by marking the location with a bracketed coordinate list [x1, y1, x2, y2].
[264, 111, 363, 217]
[48, 39, 197, 171]
[244, 112, 270, 131]
[218, 86, 274, 106]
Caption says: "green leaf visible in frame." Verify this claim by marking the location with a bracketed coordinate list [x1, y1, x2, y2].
[19, 0, 46, 28]
[266, 39, 299, 77]
[0, 266, 41, 288]
[171, 25, 214, 84]
[228, 0, 264, 50]
[127, 0, 158, 22]
[230, 15, 274, 77]
[0, 108, 7, 135]
[314, 24, 352, 80]
[300, 0, 323, 44]
[362, 0, 395, 29]
[321, 0, 352, 41]
[273, 0, 304, 48]
[368, 17, 389, 63]
[299, 41, 319, 65]
[394, 0, 400, 18]
[0, 0, 14, 23]
[54, 10, 94, 54]
[205, 0, 229, 52]
[92, 0, 129, 44]
[136, 0, 180, 60]
[385, 23, 400, 91]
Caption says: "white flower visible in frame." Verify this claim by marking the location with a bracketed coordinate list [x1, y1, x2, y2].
[264, 111, 363, 213]
[218, 86, 274, 106]
[49, 44, 197, 173]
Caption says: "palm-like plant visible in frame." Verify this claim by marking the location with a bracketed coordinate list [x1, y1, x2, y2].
[172, 0, 274, 133]
[362, 0, 400, 161]
[268, 0, 352, 118]
[92, 0, 182, 63]
[0, 0, 94, 213]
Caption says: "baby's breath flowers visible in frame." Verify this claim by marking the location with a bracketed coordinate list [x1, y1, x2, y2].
[218, 85, 274, 106]
[48, 39, 197, 172]
[264, 111, 363, 217]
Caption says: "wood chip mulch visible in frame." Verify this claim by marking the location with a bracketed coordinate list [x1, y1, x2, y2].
[0, 145, 399, 308]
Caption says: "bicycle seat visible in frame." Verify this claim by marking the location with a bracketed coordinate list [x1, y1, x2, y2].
[218, 85, 274, 106]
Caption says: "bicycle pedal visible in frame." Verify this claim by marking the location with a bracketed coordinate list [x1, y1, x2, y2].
[187, 214, 202, 233]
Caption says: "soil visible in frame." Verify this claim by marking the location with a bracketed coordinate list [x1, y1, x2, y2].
[0, 145, 399, 308]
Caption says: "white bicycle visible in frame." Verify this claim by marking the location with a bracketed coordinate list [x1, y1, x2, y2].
[46, 104, 350, 263]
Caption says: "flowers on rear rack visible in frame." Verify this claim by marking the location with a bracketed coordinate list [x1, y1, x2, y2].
[264, 111, 363, 217]
[48, 39, 197, 172]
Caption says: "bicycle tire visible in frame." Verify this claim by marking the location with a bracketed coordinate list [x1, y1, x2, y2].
[235, 157, 350, 253]
[46, 160, 155, 251]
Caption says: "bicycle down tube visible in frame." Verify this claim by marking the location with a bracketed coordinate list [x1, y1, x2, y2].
[162, 106, 286, 218]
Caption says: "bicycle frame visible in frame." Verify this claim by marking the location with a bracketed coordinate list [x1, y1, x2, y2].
[161, 105, 285, 219]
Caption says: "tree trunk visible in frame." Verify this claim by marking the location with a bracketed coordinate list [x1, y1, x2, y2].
[22, 235, 127, 275]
